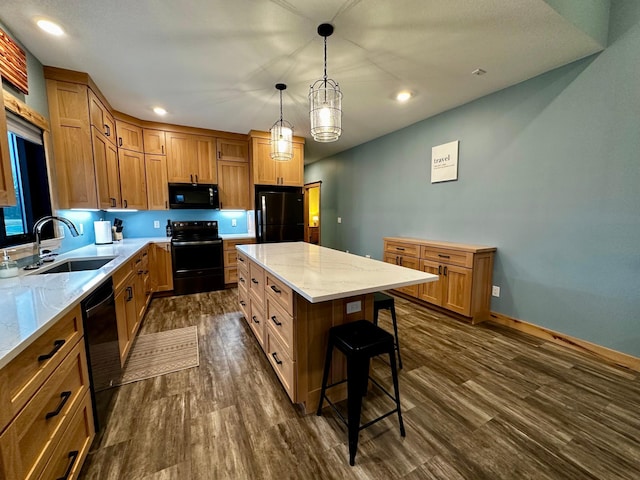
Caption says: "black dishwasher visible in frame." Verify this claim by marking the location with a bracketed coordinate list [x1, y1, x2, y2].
[81, 277, 122, 432]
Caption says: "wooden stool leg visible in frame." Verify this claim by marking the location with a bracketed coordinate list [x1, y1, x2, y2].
[347, 357, 365, 466]
[373, 305, 379, 326]
[388, 347, 405, 437]
[390, 304, 403, 369]
[317, 338, 334, 416]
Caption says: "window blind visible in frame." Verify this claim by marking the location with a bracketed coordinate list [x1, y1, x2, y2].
[6, 110, 43, 145]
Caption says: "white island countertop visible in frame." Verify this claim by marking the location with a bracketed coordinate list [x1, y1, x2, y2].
[237, 242, 438, 303]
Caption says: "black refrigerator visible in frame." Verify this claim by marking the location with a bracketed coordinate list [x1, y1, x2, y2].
[256, 191, 304, 243]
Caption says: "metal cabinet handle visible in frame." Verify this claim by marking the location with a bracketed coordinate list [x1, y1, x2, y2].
[251, 278, 259, 284]
[124, 199, 128, 208]
[443, 266, 448, 276]
[56, 450, 79, 480]
[104, 124, 110, 137]
[270, 285, 281, 294]
[195, 174, 198, 183]
[190, 174, 193, 183]
[45, 391, 72, 419]
[38, 339, 65, 362]
[161, 145, 164, 154]
[438, 265, 442, 275]
[110, 197, 116, 207]
[118, 137, 123, 147]
[396, 247, 405, 251]
[271, 315, 282, 326]
[240, 300, 246, 306]
[252, 315, 260, 324]
[239, 277, 245, 284]
[438, 254, 450, 259]
[271, 352, 282, 365]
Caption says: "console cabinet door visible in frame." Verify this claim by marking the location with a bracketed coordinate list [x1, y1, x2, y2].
[145, 154, 168, 210]
[218, 160, 250, 210]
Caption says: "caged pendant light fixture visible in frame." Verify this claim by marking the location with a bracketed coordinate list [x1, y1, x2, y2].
[270, 83, 294, 161]
[309, 23, 342, 143]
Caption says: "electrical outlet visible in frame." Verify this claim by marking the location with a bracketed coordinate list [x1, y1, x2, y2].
[365, 254, 371, 258]
[492, 285, 500, 297]
[337, 217, 342, 224]
[153, 220, 160, 228]
[346, 301, 361, 314]
[231, 218, 237, 227]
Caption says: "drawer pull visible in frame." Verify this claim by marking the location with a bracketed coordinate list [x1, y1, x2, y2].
[443, 266, 448, 276]
[57, 450, 79, 480]
[252, 315, 260, 324]
[38, 339, 66, 362]
[238, 257, 245, 262]
[104, 124, 110, 136]
[396, 247, 405, 251]
[438, 254, 450, 259]
[251, 278, 259, 284]
[239, 277, 245, 283]
[271, 352, 283, 365]
[240, 300, 246, 306]
[45, 391, 72, 419]
[270, 285, 282, 294]
[271, 315, 282, 326]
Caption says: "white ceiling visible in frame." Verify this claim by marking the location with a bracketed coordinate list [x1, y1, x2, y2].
[1, 0, 605, 163]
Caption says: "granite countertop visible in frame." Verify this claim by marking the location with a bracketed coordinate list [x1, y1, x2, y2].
[0, 237, 167, 369]
[220, 233, 256, 240]
[237, 242, 438, 303]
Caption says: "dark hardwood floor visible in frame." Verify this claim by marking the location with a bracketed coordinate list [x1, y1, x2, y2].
[79, 289, 640, 479]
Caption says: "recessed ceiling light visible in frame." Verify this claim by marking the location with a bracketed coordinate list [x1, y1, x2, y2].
[36, 19, 65, 36]
[396, 91, 413, 102]
[153, 107, 167, 116]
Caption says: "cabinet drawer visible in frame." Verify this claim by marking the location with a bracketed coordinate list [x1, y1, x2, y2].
[249, 262, 265, 308]
[224, 249, 238, 268]
[0, 304, 83, 431]
[266, 298, 294, 359]
[112, 260, 132, 293]
[237, 251, 249, 272]
[224, 238, 255, 251]
[249, 299, 266, 350]
[224, 267, 238, 284]
[0, 341, 90, 480]
[266, 329, 296, 402]
[37, 391, 94, 480]
[384, 241, 419, 257]
[238, 284, 250, 323]
[421, 246, 473, 268]
[266, 274, 294, 316]
[237, 266, 249, 291]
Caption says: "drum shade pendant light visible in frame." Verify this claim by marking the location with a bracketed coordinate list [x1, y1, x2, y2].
[270, 83, 294, 161]
[309, 23, 342, 143]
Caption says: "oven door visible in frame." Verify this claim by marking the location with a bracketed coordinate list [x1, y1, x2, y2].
[171, 239, 224, 294]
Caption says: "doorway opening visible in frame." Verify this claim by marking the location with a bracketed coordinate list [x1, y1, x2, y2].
[304, 182, 321, 245]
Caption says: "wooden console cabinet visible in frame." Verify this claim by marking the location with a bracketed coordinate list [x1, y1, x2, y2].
[383, 237, 496, 323]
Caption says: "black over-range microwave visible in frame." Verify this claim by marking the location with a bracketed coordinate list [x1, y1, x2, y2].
[168, 183, 220, 209]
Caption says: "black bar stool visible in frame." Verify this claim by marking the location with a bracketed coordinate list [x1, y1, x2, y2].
[373, 292, 403, 369]
[316, 320, 405, 466]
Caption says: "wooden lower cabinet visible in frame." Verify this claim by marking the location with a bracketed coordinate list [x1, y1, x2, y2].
[150, 242, 173, 292]
[223, 238, 255, 285]
[384, 237, 496, 323]
[239, 256, 374, 413]
[0, 305, 94, 480]
[114, 267, 137, 364]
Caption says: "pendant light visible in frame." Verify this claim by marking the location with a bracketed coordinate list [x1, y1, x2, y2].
[270, 83, 294, 161]
[309, 23, 342, 143]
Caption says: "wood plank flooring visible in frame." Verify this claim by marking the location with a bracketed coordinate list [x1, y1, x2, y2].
[79, 289, 640, 479]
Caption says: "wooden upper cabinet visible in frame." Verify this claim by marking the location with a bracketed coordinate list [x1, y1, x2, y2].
[88, 90, 115, 144]
[143, 129, 166, 155]
[166, 132, 216, 184]
[45, 79, 97, 209]
[145, 154, 168, 210]
[218, 160, 250, 210]
[118, 150, 147, 210]
[92, 127, 121, 209]
[116, 120, 144, 152]
[251, 133, 304, 186]
[217, 138, 248, 162]
[0, 88, 17, 207]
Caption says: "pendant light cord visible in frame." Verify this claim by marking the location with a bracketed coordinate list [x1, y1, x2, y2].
[279, 89, 284, 126]
[323, 35, 328, 87]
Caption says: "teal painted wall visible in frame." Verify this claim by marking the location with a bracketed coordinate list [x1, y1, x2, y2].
[305, 0, 640, 357]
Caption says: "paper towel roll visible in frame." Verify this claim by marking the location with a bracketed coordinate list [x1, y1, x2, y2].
[94, 221, 113, 245]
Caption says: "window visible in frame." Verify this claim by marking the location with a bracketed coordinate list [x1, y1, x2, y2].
[0, 111, 53, 248]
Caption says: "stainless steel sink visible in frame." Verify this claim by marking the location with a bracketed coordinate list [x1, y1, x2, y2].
[34, 257, 116, 274]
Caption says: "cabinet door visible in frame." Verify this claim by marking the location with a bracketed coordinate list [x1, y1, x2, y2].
[88, 90, 115, 144]
[418, 260, 443, 306]
[194, 135, 217, 184]
[116, 120, 144, 152]
[46, 80, 97, 209]
[0, 88, 16, 206]
[217, 138, 248, 162]
[166, 132, 196, 183]
[396, 255, 420, 297]
[145, 154, 168, 210]
[92, 126, 121, 209]
[252, 137, 277, 185]
[143, 129, 166, 155]
[151, 243, 173, 292]
[442, 264, 472, 316]
[115, 283, 134, 364]
[277, 142, 304, 186]
[218, 160, 250, 210]
[119, 150, 147, 209]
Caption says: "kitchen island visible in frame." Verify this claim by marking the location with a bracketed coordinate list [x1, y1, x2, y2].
[236, 242, 438, 413]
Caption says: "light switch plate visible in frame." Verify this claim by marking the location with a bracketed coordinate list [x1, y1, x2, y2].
[346, 301, 362, 314]
[492, 285, 500, 297]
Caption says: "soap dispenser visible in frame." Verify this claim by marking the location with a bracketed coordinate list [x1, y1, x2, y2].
[0, 249, 19, 278]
